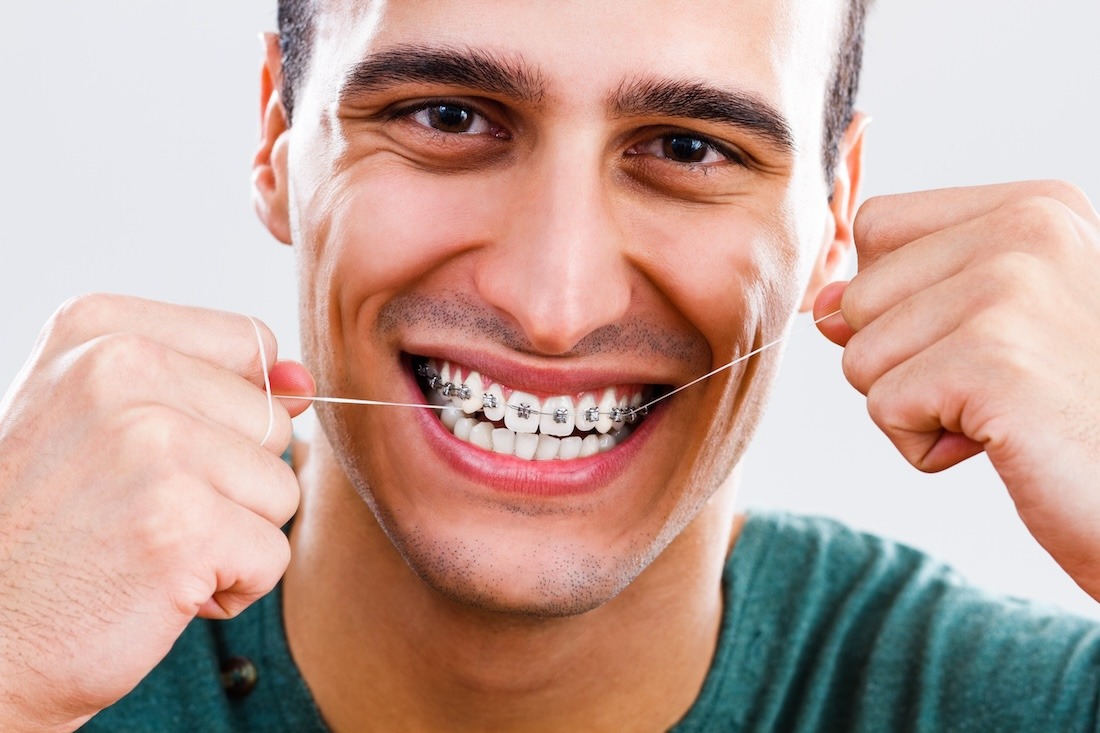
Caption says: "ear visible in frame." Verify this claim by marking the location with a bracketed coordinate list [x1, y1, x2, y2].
[799, 111, 870, 311]
[252, 32, 293, 246]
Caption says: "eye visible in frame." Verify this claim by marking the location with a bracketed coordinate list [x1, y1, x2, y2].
[630, 133, 740, 166]
[409, 103, 498, 136]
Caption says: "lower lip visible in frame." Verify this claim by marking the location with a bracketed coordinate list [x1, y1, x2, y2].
[404, 370, 661, 497]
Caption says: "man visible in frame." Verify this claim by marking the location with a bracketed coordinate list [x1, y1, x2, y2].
[2, 1, 1099, 731]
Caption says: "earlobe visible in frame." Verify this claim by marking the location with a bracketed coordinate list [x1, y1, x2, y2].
[252, 32, 293, 246]
[799, 111, 870, 312]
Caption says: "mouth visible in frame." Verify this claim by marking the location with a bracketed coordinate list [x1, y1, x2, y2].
[410, 355, 667, 462]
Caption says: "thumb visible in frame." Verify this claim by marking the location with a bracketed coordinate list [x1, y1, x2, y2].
[814, 281, 855, 346]
[268, 360, 316, 418]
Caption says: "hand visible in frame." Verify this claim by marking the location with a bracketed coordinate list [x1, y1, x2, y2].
[0, 294, 314, 731]
[814, 181, 1100, 601]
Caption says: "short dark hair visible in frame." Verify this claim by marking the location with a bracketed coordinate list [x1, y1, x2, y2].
[276, 0, 871, 183]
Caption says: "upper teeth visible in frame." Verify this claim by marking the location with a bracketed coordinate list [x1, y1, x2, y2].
[418, 360, 648, 433]
[418, 360, 650, 461]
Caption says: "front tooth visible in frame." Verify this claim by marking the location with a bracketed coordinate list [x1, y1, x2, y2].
[469, 421, 494, 451]
[441, 405, 462, 430]
[597, 433, 616, 453]
[574, 394, 598, 432]
[447, 364, 463, 405]
[580, 434, 600, 457]
[535, 435, 560, 461]
[559, 436, 583, 460]
[514, 432, 539, 460]
[483, 383, 505, 421]
[491, 428, 515, 455]
[454, 417, 477, 442]
[505, 391, 541, 434]
[595, 389, 616, 434]
[539, 396, 575, 437]
[461, 371, 484, 414]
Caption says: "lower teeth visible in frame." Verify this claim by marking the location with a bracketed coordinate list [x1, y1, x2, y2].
[419, 364, 640, 461]
[441, 406, 631, 461]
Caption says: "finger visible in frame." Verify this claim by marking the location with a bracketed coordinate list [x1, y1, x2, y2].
[193, 502, 292, 620]
[864, 334, 989, 473]
[67, 332, 294, 452]
[853, 179, 1094, 270]
[840, 255, 1029, 395]
[844, 197, 1080, 331]
[110, 404, 300, 525]
[814, 281, 855, 346]
[269, 360, 316, 418]
[40, 294, 280, 386]
[201, 419, 302, 526]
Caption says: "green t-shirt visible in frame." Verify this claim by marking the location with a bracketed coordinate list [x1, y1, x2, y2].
[82, 513, 1100, 732]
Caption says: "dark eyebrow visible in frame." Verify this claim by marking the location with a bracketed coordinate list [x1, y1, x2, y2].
[339, 44, 547, 105]
[612, 78, 796, 154]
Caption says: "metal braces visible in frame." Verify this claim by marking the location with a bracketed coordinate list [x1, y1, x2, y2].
[417, 363, 647, 424]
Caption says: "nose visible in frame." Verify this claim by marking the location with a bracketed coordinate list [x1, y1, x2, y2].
[476, 145, 632, 355]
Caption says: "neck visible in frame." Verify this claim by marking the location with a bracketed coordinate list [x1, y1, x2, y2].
[284, 434, 742, 733]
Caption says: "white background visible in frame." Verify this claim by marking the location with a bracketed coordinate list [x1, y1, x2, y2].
[2, 3, 1098, 615]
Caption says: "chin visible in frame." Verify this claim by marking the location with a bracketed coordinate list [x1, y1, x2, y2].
[373, 498, 663, 618]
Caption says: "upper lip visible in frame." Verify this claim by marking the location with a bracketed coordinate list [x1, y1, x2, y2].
[403, 343, 683, 396]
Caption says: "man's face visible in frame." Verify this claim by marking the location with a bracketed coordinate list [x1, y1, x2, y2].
[280, 0, 848, 614]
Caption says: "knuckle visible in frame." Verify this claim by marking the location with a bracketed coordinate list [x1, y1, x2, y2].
[1000, 196, 1081, 257]
[127, 477, 207, 565]
[80, 331, 163, 377]
[269, 460, 302, 525]
[48, 293, 119, 341]
[852, 194, 891, 246]
[67, 333, 166, 410]
[52, 292, 110, 327]
[265, 530, 293, 580]
[136, 411, 195, 461]
[960, 309, 1003, 347]
[219, 532, 290, 619]
[961, 310, 1034, 379]
[38, 293, 118, 356]
[840, 335, 873, 394]
[106, 404, 192, 465]
[266, 410, 295, 454]
[863, 381, 892, 431]
[979, 251, 1041, 301]
[838, 274, 877, 331]
[1030, 179, 1093, 216]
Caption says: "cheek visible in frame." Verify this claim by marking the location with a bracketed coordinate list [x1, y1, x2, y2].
[627, 202, 805, 357]
[313, 163, 516, 299]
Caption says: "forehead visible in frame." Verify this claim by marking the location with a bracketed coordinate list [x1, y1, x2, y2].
[307, 0, 843, 145]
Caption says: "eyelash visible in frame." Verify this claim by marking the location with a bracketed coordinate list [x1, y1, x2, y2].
[389, 100, 748, 169]
[388, 99, 509, 138]
[628, 132, 747, 169]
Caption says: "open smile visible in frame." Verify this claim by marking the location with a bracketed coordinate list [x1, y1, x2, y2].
[411, 356, 667, 462]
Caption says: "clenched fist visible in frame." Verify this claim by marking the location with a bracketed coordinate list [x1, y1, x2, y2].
[816, 181, 1100, 603]
[0, 294, 314, 732]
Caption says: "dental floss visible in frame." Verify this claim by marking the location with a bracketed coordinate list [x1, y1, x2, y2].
[255, 309, 842, 441]
[630, 309, 841, 413]
[248, 315, 275, 446]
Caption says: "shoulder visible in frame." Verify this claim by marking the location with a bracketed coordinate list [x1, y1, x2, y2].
[686, 512, 1100, 732]
[729, 510, 1100, 660]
